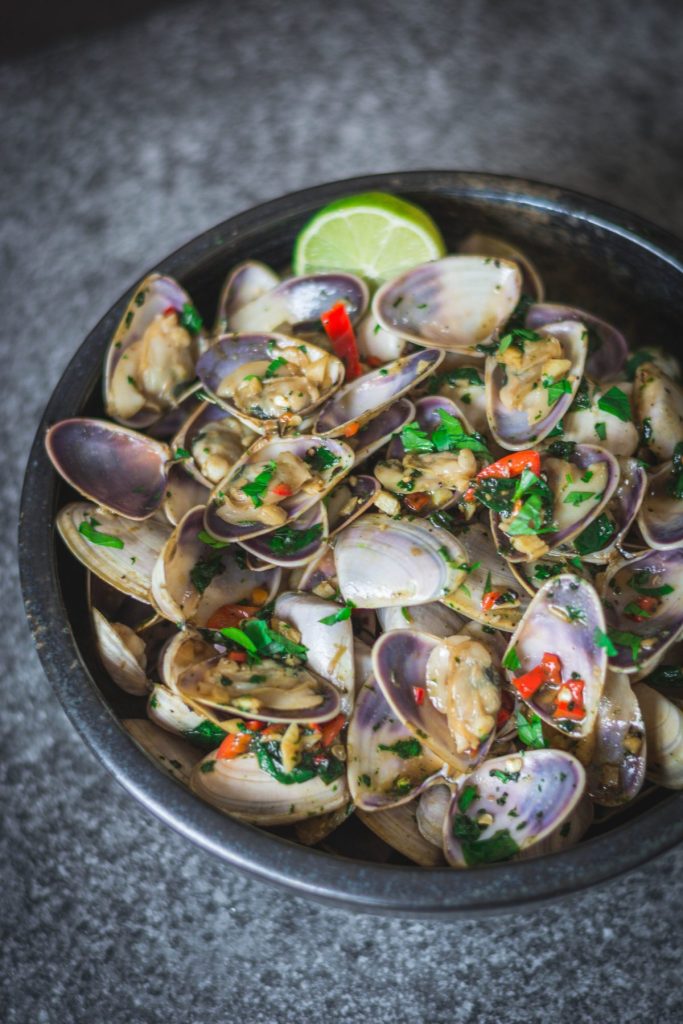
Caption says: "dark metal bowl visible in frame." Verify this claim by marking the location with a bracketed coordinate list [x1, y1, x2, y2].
[19, 171, 683, 917]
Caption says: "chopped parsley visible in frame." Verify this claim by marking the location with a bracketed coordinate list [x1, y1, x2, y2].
[264, 356, 288, 378]
[597, 386, 631, 422]
[218, 626, 258, 653]
[378, 738, 422, 758]
[267, 523, 324, 554]
[669, 442, 683, 499]
[546, 440, 576, 460]
[498, 327, 541, 355]
[458, 784, 478, 812]
[626, 350, 654, 379]
[573, 513, 615, 556]
[241, 460, 277, 507]
[173, 446, 191, 460]
[197, 529, 230, 549]
[319, 599, 356, 625]
[502, 646, 521, 672]
[78, 517, 124, 549]
[190, 553, 224, 594]
[304, 446, 340, 473]
[543, 376, 572, 406]
[179, 302, 203, 334]
[400, 409, 490, 458]
[594, 422, 607, 441]
[427, 367, 484, 393]
[563, 490, 595, 506]
[515, 709, 547, 749]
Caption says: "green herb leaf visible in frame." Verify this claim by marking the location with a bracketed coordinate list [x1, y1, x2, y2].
[197, 529, 230, 549]
[543, 376, 572, 405]
[432, 409, 490, 456]
[319, 600, 356, 625]
[563, 490, 595, 506]
[179, 302, 203, 334]
[264, 356, 288, 378]
[400, 421, 434, 453]
[190, 553, 224, 594]
[571, 378, 592, 411]
[173, 446, 191, 461]
[457, 784, 478, 812]
[608, 629, 643, 662]
[461, 829, 520, 866]
[597, 386, 631, 422]
[573, 513, 615, 556]
[503, 646, 521, 671]
[489, 768, 520, 783]
[241, 460, 277, 507]
[594, 422, 607, 441]
[378, 738, 422, 759]
[594, 627, 618, 657]
[546, 440, 577, 460]
[304, 446, 340, 473]
[78, 517, 124, 549]
[242, 618, 308, 661]
[267, 523, 324, 554]
[219, 626, 258, 653]
[515, 709, 547, 749]
[626, 350, 654, 380]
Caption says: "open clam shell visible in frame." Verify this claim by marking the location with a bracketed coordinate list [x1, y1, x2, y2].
[191, 751, 349, 825]
[346, 398, 414, 466]
[215, 260, 280, 332]
[92, 608, 150, 695]
[441, 520, 529, 633]
[171, 401, 257, 488]
[295, 542, 338, 597]
[56, 501, 171, 601]
[510, 553, 597, 597]
[491, 444, 620, 563]
[314, 348, 443, 436]
[46, 418, 169, 520]
[559, 379, 638, 456]
[525, 303, 627, 382]
[150, 506, 280, 626]
[104, 274, 204, 429]
[458, 233, 544, 301]
[503, 575, 608, 738]
[227, 272, 368, 334]
[586, 672, 646, 806]
[355, 313, 405, 365]
[384, 393, 476, 464]
[348, 673, 444, 810]
[633, 683, 683, 789]
[122, 718, 204, 785]
[204, 434, 353, 542]
[196, 333, 344, 434]
[326, 475, 379, 536]
[373, 256, 522, 352]
[633, 361, 683, 462]
[237, 502, 328, 568]
[334, 513, 467, 608]
[443, 749, 585, 867]
[147, 684, 228, 748]
[637, 461, 683, 550]
[372, 629, 501, 772]
[565, 456, 646, 563]
[486, 321, 588, 449]
[377, 601, 464, 637]
[516, 792, 594, 861]
[416, 783, 453, 848]
[357, 802, 447, 867]
[275, 591, 355, 714]
[601, 548, 683, 674]
[424, 362, 489, 436]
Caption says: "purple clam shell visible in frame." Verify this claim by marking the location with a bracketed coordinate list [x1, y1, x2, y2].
[88, 573, 155, 626]
[204, 434, 353, 542]
[372, 628, 495, 771]
[525, 303, 627, 382]
[146, 388, 204, 440]
[587, 673, 646, 806]
[492, 444, 620, 562]
[386, 394, 473, 460]
[215, 260, 280, 330]
[172, 400, 252, 485]
[348, 398, 415, 466]
[503, 575, 607, 737]
[327, 475, 380, 537]
[444, 749, 585, 867]
[347, 673, 444, 810]
[638, 461, 683, 549]
[236, 502, 328, 567]
[568, 457, 646, 562]
[486, 322, 587, 449]
[229, 272, 369, 332]
[163, 463, 211, 526]
[297, 543, 337, 594]
[602, 548, 683, 672]
[104, 274, 203, 430]
[458, 232, 544, 301]
[314, 348, 444, 435]
[45, 418, 169, 520]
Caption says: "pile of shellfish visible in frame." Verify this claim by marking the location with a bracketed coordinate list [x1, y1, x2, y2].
[46, 228, 683, 869]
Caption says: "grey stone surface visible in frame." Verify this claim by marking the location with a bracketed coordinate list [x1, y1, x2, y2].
[2, 1, 683, 1021]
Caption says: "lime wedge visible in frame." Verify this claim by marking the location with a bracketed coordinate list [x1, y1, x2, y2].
[293, 191, 446, 289]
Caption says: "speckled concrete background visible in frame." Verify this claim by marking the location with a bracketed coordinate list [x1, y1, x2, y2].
[3, 1, 683, 1021]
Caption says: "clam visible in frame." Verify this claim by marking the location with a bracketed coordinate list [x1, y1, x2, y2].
[441, 519, 529, 632]
[162, 463, 211, 526]
[525, 304, 627, 382]
[633, 683, 683, 788]
[510, 553, 597, 597]
[237, 502, 328, 568]
[443, 749, 585, 867]
[191, 750, 349, 825]
[373, 628, 502, 772]
[150, 507, 280, 626]
[423, 363, 489, 436]
[92, 609, 150, 695]
[122, 718, 204, 785]
[326, 475, 380, 536]
[491, 444, 619, 564]
[227, 272, 368, 334]
[334, 513, 468, 608]
[601, 549, 683, 674]
[356, 803, 446, 866]
[345, 399, 415, 466]
[46, 418, 170, 520]
[275, 591, 355, 714]
[294, 804, 355, 847]
[515, 792, 594, 860]
[486, 321, 588, 449]
[377, 601, 464, 637]
[294, 542, 338, 598]
[171, 401, 258, 487]
[502, 575, 608, 738]
[355, 313, 405, 365]
[638, 460, 683, 550]
[559, 379, 638, 457]
[56, 501, 171, 601]
[314, 348, 443, 436]
[586, 672, 646, 806]
[458, 233, 544, 302]
[347, 673, 444, 810]
[204, 434, 353, 542]
[373, 256, 522, 352]
[215, 260, 280, 332]
[196, 333, 345, 434]
[634, 361, 683, 461]
[415, 783, 453, 848]
[104, 274, 205, 429]
[147, 684, 228, 747]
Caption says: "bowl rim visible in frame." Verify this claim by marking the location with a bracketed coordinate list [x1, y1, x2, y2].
[19, 169, 683, 917]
